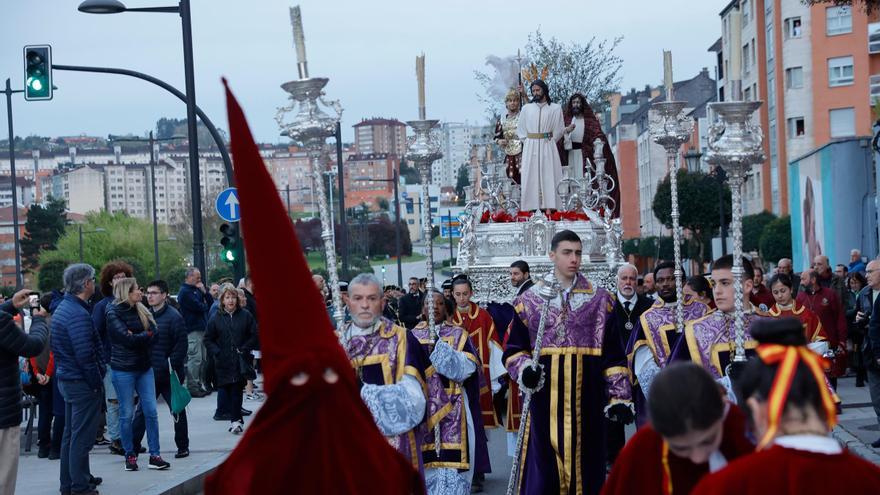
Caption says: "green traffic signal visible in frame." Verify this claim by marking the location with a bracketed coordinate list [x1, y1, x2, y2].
[219, 223, 240, 265]
[23, 45, 52, 101]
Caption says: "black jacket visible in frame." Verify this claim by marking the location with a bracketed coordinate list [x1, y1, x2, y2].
[613, 294, 653, 349]
[106, 302, 156, 373]
[204, 308, 258, 387]
[149, 304, 188, 382]
[398, 291, 424, 329]
[0, 301, 48, 428]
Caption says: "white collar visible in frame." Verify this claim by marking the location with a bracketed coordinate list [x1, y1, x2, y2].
[617, 292, 637, 306]
[773, 434, 842, 454]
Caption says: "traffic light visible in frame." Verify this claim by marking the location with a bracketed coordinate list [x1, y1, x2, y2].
[23, 45, 52, 101]
[219, 223, 240, 264]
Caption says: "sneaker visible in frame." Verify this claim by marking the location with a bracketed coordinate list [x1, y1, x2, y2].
[148, 456, 170, 470]
[48, 450, 60, 460]
[241, 407, 252, 416]
[109, 440, 125, 456]
[228, 420, 244, 435]
[124, 455, 138, 471]
[95, 436, 110, 446]
[174, 449, 189, 459]
[89, 475, 103, 486]
[213, 412, 232, 421]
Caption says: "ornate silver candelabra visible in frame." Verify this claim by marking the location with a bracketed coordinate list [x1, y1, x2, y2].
[705, 101, 764, 362]
[649, 100, 693, 334]
[405, 118, 443, 456]
[277, 76, 345, 328]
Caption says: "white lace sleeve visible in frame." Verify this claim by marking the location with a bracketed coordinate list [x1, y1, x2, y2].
[808, 340, 829, 356]
[360, 375, 426, 437]
[634, 345, 661, 399]
[489, 341, 506, 393]
[430, 340, 477, 383]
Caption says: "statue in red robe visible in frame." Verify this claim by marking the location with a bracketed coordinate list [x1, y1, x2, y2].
[559, 93, 621, 218]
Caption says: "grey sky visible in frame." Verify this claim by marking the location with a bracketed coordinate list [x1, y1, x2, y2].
[1, 0, 726, 144]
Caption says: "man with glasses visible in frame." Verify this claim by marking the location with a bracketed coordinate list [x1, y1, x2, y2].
[131, 280, 190, 459]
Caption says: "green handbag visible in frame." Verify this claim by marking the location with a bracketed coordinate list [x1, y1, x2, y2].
[169, 361, 192, 415]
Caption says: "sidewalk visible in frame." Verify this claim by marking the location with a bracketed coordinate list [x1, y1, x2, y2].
[833, 375, 880, 464]
[17, 388, 262, 495]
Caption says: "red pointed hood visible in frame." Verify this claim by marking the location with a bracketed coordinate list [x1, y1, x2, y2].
[204, 80, 423, 495]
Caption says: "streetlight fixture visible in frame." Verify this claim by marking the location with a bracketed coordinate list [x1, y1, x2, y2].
[683, 146, 702, 172]
[352, 170, 402, 287]
[79, 0, 208, 280]
[78, 226, 106, 263]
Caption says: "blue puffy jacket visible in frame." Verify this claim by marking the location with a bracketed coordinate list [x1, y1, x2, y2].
[177, 283, 213, 334]
[149, 303, 187, 382]
[106, 302, 155, 373]
[51, 293, 104, 390]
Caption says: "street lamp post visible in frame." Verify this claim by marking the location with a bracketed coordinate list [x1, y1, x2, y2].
[78, 226, 106, 263]
[2, 79, 25, 289]
[109, 132, 184, 281]
[352, 170, 402, 287]
[79, 0, 207, 279]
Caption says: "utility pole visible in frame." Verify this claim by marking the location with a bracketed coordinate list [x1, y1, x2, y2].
[3, 79, 24, 289]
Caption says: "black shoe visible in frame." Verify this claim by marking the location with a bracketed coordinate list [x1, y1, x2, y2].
[109, 440, 125, 456]
[48, 450, 60, 460]
[37, 445, 50, 458]
[241, 407, 252, 416]
[871, 437, 880, 449]
[856, 378, 865, 387]
[124, 455, 138, 471]
[175, 449, 189, 459]
[94, 436, 110, 446]
[189, 389, 208, 398]
[89, 475, 102, 486]
[148, 455, 170, 470]
[138, 446, 146, 454]
[70, 490, 99, 495]
[213, 412, 232, 421]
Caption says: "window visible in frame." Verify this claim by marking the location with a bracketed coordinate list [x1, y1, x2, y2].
[828, 56, 854, 86]
[743, 0, 750, 25]
[751, 41, 756, 69]
[785, 67, 804, 89]
[744, 86, 752, 101]
[829, 108, 855, 137]
[785, 17, 802, 39]
[826, 6, 852, 36]
[787, 117, 806, 138]
[871, 75, 880, 103]
[743, 44, 750, 74]
[870, 23, 880, 54]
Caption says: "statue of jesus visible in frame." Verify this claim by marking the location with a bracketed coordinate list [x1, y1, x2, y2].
[516, 80, 564, 211]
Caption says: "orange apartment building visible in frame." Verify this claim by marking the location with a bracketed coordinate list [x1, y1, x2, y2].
[714, 0, 879, 216]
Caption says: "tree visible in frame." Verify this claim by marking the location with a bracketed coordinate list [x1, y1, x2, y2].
[653, 169, 732, 268]
[37, 259, 70, 292]
[21, 196, 69, 270]
[399, 159, 420, 185]
[377, 197, 390, 211]
[759, 216, 792, 263]
[474, 29, 624, 118]
[455, 165, 469, 206]
[39, 211, 188, 284]
[155, 117, 226, 149]
[742, 211, 777, 254]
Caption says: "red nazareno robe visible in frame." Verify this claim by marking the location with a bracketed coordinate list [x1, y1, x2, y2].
[454, 301, 501, 428]
[768, 302, 827, 344]
[692, 443, 880, 494]
[601, 404, 754, 495]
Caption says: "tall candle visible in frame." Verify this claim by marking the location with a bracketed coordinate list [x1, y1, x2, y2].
[729, 7, 742, 82]
[663, 50, 674, 100]
[416, 54, 426, 120]
[290, 6, 307, 65]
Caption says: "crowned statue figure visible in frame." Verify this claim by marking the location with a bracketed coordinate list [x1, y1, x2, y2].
[494, 88, 524, 184]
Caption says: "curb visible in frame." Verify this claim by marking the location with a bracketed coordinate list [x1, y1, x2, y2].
[832, 424, 880, 465]
[137, 452, 227, 495]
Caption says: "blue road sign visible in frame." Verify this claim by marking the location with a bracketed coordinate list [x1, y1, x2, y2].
[215, 187, 241, 222]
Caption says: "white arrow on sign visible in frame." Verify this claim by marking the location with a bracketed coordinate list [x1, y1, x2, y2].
[225, 192, 240, 219]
